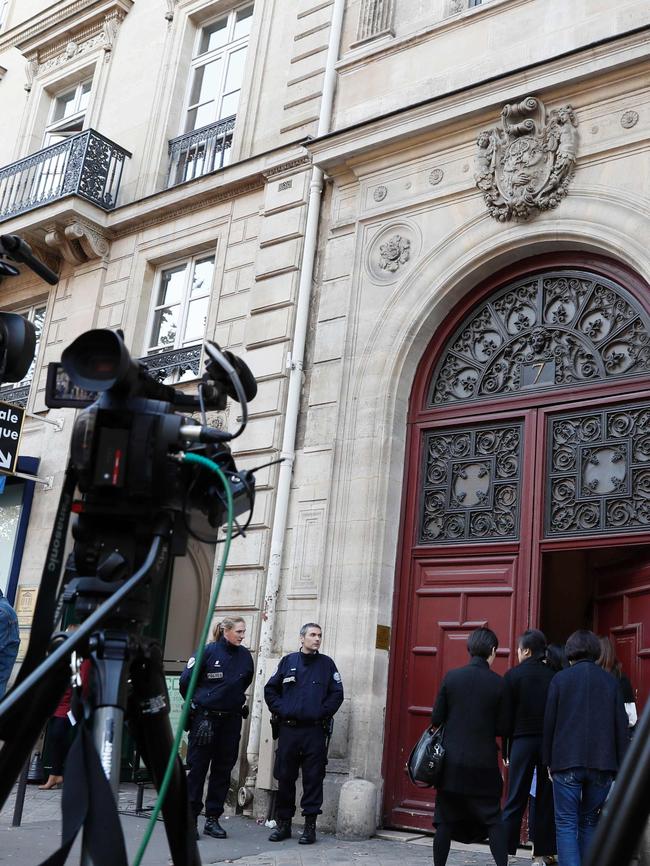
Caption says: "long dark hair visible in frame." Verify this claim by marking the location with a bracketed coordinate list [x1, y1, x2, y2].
[597, 636, 622, 678]
[545, 643, 569, 672]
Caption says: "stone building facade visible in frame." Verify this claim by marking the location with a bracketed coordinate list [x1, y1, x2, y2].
[0, 0, 649, 833]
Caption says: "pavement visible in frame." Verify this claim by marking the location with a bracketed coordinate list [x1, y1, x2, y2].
[0, 781, 534, 865]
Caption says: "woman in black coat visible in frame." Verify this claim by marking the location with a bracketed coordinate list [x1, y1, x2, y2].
[501, 629, 557, 862]
[430, 627, 509, 866]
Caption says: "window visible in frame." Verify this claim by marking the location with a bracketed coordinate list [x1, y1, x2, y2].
[185, 5, 253, 134]
[0, 304, 46, 402]
[145, 256, 215, 382]
[44, 79, 92, 146]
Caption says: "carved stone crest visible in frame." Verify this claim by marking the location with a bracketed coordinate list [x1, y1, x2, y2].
[378, 234, 410, 272]
[475, 96, 578, 222]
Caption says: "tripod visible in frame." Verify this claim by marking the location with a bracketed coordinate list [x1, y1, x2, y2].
[0, 506, 201, 866]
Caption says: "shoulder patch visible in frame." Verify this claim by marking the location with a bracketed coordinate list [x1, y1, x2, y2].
[333, 672, 342, 683]
[187, 657, 195, 669]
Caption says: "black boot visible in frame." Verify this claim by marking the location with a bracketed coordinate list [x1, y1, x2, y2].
[268, 818, 292, 841]
[299, 815, 317, 845]
[204, 816, 227, 838]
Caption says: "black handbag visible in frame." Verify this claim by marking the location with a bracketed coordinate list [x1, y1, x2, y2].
[407, 724, 445, 788]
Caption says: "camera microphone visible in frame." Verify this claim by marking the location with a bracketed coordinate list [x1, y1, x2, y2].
[0, 234, 59, 285]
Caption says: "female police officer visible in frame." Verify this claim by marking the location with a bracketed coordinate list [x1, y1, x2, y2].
[180, 616, 254, 839]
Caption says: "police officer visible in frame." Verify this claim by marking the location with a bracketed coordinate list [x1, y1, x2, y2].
[264, 622, 344, 845]
[180, 616, 253, 839]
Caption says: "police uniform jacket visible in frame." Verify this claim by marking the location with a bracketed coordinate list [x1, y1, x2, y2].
[264, 651, 344, 722]
[431, 656, 508, 798]
[180, 637, 254, 713]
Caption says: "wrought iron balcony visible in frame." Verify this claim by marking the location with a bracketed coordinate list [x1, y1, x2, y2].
[140, 345, 202, 383]
[0, 130, 131, 222]
[0, 383, 31, 409]
[167, 116, 235, 187]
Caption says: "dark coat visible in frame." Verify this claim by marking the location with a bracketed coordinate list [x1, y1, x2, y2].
[431, 656, 508, 798]
[264, 650, 344, 722]
[179, 637, 254, 712]
[542, 659, 628, 773]
[503, 656, 556, 757]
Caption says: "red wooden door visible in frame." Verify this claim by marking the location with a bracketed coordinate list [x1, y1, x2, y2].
[594, 554, 650, 711]
[384, 257, 650, 830]
[383, 410, 537, 829]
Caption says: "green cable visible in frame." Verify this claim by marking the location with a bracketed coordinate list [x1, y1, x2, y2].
[133, 452, 234, 866]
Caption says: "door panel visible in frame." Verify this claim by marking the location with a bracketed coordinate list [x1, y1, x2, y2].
[385, 555, 518, 829]
[595, 555, 650, 710]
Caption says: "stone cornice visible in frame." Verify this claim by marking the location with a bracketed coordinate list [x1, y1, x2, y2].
[309, 28, 650, 170]
[0, 0, 133, 56]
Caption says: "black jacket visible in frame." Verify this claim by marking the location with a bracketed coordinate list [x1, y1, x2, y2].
[179, 637, 254, 712]
[503, 656, 556, 757]
[542, 659, 628, 773]
[264, 651, 344, 722]
[431, 656, 509, 798]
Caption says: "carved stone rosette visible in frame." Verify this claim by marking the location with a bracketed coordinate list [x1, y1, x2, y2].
[474, 96, 579, 221]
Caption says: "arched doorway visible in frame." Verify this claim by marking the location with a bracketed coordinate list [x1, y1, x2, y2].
[383, 254, 650, 830]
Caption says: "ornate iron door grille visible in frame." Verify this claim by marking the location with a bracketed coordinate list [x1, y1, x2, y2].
[546, 402, 650, 537]
[419, 421, 523, 543]
[429, 270, 650, 406]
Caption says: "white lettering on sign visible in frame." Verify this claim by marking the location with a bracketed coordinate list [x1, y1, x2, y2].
[0, 400, 26, 475]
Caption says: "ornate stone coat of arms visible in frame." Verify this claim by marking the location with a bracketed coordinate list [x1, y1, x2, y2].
[475, 96, 578, 222]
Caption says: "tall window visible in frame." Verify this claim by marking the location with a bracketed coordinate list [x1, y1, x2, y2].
[168, 5, 253, 185]
[186, 5, 253, 133]
[0, 1, 9, 32]
[145, 256, 214, 382]
[0, 303, 46, 404]
[44, 79, 92, 145]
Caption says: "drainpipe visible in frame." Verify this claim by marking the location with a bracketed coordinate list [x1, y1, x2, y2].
[244, 0, 346, 792]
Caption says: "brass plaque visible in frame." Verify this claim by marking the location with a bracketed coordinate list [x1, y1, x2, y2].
[376, 624, 391, 651]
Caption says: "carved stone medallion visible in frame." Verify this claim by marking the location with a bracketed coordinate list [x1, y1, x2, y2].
[620, 110, 639, 129]
[475, 96, 579, 221]
[365, 222, 421, 283]
[378, 234, 410, 272]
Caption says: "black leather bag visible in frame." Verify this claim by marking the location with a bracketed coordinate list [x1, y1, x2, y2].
[407, 724, 445, 788]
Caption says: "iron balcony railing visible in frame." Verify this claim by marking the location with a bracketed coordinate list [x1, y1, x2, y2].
[167, 116, 235, 187]
[0, 130, 131, 222]
[0, 347, 201, 410]
[140, 345, 202, 383]
[0, 383, 30, 409]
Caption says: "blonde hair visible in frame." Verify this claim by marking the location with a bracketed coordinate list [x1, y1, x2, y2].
[213, 616, 245, 642]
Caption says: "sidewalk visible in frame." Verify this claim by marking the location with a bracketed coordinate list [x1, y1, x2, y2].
[0, 781, 533, 865]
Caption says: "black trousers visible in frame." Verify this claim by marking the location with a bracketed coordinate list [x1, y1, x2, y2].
[502, 735, 556, 856]
[47, 716, 74, 775]
[186, 713, 242, 818]
[273, 725, 328, 819]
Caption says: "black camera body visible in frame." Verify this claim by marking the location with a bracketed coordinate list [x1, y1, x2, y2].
[44, 328, 257, 617]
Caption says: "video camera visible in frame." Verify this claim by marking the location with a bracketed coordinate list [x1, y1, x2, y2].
[0, 233, 59, 385]
[47, 328, 257, 546]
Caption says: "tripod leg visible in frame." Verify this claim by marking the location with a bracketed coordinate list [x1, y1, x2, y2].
[0, 667, 69, 810]
[129, 641, 201, 866]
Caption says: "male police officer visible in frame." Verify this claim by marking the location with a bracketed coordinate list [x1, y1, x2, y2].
[264, 622, 344, 845]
